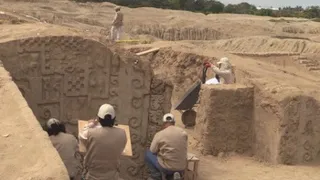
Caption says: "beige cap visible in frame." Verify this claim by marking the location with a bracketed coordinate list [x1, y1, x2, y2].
[97, 104, 115, 119]
[163, 113, 175, 123]
[115, 6, 121, 11]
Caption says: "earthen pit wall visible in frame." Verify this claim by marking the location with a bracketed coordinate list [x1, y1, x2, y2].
[0, 62, 69, 180]
[195, 85, 254, 155]
[235, 69, 320, 164]
[0, 36, 173, 180]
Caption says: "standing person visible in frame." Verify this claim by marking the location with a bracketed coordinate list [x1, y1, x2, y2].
[145, 113, 188, 180]
[46, 118, 79, 180]
[209, 57, 235, 84]
[110, 6, 124, 41]
[79, 104, 127, 180]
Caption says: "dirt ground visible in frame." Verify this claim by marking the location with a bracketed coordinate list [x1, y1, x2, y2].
[1, 0, 320, 179]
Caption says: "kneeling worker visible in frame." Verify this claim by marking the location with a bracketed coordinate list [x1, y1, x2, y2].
[47, 118, 79, 180]
[145, 113, 188, 180]
[79, 104, 127, 180]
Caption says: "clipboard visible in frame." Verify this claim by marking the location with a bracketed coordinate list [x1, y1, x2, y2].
[78, 120, 132, 157]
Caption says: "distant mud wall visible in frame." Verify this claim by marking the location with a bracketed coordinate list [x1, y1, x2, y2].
[0, 36, 172, 180]
[195, 85, 254, 155]
[0, 63, 69, 180]
[131, 25, 226, 41]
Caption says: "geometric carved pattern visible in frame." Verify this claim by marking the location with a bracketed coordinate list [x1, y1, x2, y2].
[0, 36, 172, 180]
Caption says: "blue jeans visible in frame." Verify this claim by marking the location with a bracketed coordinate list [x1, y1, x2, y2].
[145, 150, 176, 180]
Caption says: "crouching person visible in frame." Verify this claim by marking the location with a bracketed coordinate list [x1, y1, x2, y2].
[79, 104, 127, 180]
[46, 118, 79, 180]
[146, 113, 188, 180]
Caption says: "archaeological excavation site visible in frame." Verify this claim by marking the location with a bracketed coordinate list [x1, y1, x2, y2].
[1, 1, 320, 180]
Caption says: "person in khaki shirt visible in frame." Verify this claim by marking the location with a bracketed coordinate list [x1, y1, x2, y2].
[46, 118, 79, 180]
[145, 113, 188, 180]
[79, 104, 127, 180]
[110, 6, 124, 41]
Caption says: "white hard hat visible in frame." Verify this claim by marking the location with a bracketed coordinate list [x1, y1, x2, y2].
[163, 113, 175, 123]
[97, 104, 115, 119]
[46, 118, 61, 128]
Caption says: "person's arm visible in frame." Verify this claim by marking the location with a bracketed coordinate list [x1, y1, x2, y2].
[78, 120, 97, 141]
[112, 13, 118, 25]
[150, 133, 160, 154]
[211, 65, 230, 76]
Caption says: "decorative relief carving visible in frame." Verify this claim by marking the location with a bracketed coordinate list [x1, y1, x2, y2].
[38, 103, 60, 123]
[132, 97, 143, 109]
[63, 97, 89, 125]
[150, 78, 165, 95]
[128, 117, 141, 129]
[0, 36, 174, 180]
[42, 75, 63, 102]
[88, 70, 110, 98]
[64, 68, 88, 96]
[150, 95, 164, 110]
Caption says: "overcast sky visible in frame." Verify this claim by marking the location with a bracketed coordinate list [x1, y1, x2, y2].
[218, 0, 319, 8]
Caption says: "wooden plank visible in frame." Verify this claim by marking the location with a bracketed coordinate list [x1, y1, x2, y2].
[78, 120, 132, 157]
[187, 153, 199, 161]
[136, 48, 159, 56]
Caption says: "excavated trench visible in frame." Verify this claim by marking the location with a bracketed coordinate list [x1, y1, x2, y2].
[0, 36, 173, 180]
[1, 35, 320, 180]
[129, 47, 320, 165]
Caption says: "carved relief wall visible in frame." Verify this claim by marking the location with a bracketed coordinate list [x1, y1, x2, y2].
[0, 36, 172, 180]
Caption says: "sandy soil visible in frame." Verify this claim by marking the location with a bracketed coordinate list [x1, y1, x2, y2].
[1, 0, 320, 179]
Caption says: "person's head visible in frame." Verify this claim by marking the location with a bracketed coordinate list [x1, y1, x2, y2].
[115, 6, 121, 12]
[97, 104, 116, 127]
[162, 113, 175, 129]
[217, 57, 232, 71]
[46, 118, 66, 136]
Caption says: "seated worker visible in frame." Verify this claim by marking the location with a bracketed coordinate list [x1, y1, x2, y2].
[46, 118, 79, 180]
[79, 104, 127, 180]
[145, 113, 188, 180]
[208, 57, 235, 84]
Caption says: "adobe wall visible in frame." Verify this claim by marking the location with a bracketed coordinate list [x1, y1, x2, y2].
[195, 85, 254, 155]
[277, 95, 320, 164]
[0, 62, 69, 180]
[236, 69, 320, 164]
[0, 36, 172, 180]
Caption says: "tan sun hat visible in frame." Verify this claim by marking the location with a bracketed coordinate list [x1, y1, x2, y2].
[97, 104, 115, 119]
[217, 57, 229, 65]
[114, 6, 121, 11]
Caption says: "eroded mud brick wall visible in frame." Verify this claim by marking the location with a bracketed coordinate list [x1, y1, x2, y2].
[0, 36, 172, 180]
[235, 70, 320, 164]
[278, 95, 320, 164]
[195, 85, 254, 155]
